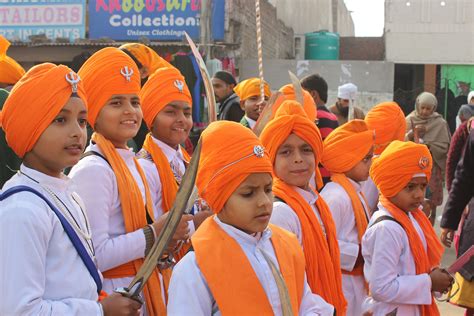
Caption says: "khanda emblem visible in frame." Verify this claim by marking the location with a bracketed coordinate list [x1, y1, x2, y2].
[253, 145, 265, 158]
[120, 66, 134, 82]
[174, 80, 184, 93]
[418, 157, 430, 170]
[65, 71, 80, 93]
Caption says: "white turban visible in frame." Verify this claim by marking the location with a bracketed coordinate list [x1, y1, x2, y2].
[338, 83, 358, 100]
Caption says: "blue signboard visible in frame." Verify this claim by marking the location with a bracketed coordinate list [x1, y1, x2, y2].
[0, 0, 86, 42]
[89, 0, 225, 41]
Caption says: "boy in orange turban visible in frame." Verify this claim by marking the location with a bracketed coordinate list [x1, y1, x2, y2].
[233, 78, 271, 129]
[362, 101, 407, 213]
[138, 66, 212, 260]
[1, 63, 140, 315]
[261, 100, 346, 314]
[362, 141, 452, 315]
[271, 84, 317, 122]
[168, 121, 332, 315]
[320, 119, 375, 316]
[69, 47, 188, 315]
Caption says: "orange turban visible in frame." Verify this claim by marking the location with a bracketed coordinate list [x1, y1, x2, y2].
[370, 140, 432, 198]
[1, 63, 87, 158]
[0, 36, 25, 85]
[197, 121, 273, 213]
[140, 67, 192, 129]
[322, 119, 374, 173]
[271, 84, 317, 122]
[234, 78, 271, 101]
[119, 43, 172, 75]
[365, 102, 406, 155]
[261, 100, 324, 189]
[78, 47, 140, 127]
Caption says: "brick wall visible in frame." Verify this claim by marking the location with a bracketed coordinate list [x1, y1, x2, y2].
[339, 37, 385, 61]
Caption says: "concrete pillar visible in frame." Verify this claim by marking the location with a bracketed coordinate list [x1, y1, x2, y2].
[423, 64, 437, 94]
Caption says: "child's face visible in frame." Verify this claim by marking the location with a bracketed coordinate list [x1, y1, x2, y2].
[274, 133, 315, 189]
[389, 177, 428, 212]
[151, 101, 193, 149]
[345, 147, 374, 182]
[23, 97, 87, 177]
[218, 173, 273, 234]
[94, 94, 142, 148]
[240, 95, 269, 121]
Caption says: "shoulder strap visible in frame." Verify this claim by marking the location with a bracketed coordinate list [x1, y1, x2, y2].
[0, 185, 102, 294]
[81, 150, 111, 167]
[369, 214, 401, 228]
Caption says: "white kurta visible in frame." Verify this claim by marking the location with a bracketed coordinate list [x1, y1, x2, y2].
[320, 180, 369, 316]
[69, 143, 152, 294]
[0, 165, 101, 315]
[138, 136, 195, 234]
[270, 186, 326, 246]
[167, 216, 334, 315]
[361, 205, 433, 316]
[361, 177, 379, 214]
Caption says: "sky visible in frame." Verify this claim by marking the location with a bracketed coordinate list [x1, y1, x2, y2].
[344, 0, 385, 37]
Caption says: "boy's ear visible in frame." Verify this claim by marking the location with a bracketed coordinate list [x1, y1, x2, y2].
[240, 100, 246, 111]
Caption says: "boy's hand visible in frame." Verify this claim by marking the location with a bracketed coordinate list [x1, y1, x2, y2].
[100, 293, 141, 316]
[440, 228, 455, 248]
[429, 268, 453, 293]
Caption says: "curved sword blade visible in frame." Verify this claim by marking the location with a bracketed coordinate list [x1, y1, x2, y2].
[288, 70, 304, 105]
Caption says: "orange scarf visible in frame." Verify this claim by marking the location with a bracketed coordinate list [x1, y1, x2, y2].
[330, 173, 369, 276]
[141, 133, 191, 260]
[273, 178, 347, 315]
[379, 195, 443, 316]
[92, 132, 168, 316]
[192, 217, 305, 315]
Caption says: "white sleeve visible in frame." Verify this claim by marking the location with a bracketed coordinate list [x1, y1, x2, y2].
[270, 202, 303, 245]
[138, 158, 163, 218]
[70, 162, 146, 271]
[321, 188, 359, 271]
[364, 222, 432, 305]
[167, 252, 215, 315]
[299, 275, 335, 316]
[0, 199, 102, 316]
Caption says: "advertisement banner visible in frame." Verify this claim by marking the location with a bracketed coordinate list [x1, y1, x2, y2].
[0, 0, 86, 42]
[89, 0, 225, 41]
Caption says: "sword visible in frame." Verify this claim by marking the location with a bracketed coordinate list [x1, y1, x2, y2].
[115, 139, 202, 302]
[184, 32, 217, 123]
[253, 91, 283, 137]
[260, 249, 294, 316]
[288, 70, 304, 105]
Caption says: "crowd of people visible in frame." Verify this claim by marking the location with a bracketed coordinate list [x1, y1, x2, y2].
[1, 36, 473, 316]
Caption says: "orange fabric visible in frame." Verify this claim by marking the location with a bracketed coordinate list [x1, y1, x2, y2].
[365, 102, 406, 155]
[102, 262, 135, 278]
[197, 121, 273, 213]
[0, 63, 87, 158]
[379, 197, 443, 316]
[98, 290, 108, 301]
[233, 77, 271, 101]
[270, 84, 317, 122]
[192, 217, 304, 315]
[141, 133, 191, 260]
[92, 132, 168, 316]
[78, 47, 140, 127]
[272, 179, 347, 314]
[322, 119, 374, 173]
[0, 36, 25, 84]
[370, 140, 432, 198]
[139, 67, 192, 129]
[261, 100, 324, 189]
[120, 43, 173, 75]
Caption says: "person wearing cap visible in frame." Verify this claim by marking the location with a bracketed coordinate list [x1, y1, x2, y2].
[320, 120, 375, 316]
[167, 121, 332, 315]
[0, 63, 140, 315]
[69, 47, 177, 315]
[405, 91, 451, 225]
[212, 71, 244, 122]
[362, 141, 451, 316]
[329, 83, 365, 126]
[0, 36, 25, 91]
[233, 78, 271, 129]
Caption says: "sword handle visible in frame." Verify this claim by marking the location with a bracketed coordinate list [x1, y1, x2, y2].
[114, 285, 144, 305]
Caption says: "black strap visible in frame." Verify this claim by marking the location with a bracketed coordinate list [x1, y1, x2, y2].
[274, 196, 286, 204]
[369, 215, 401, 228]
[80, 151, 111, 167]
